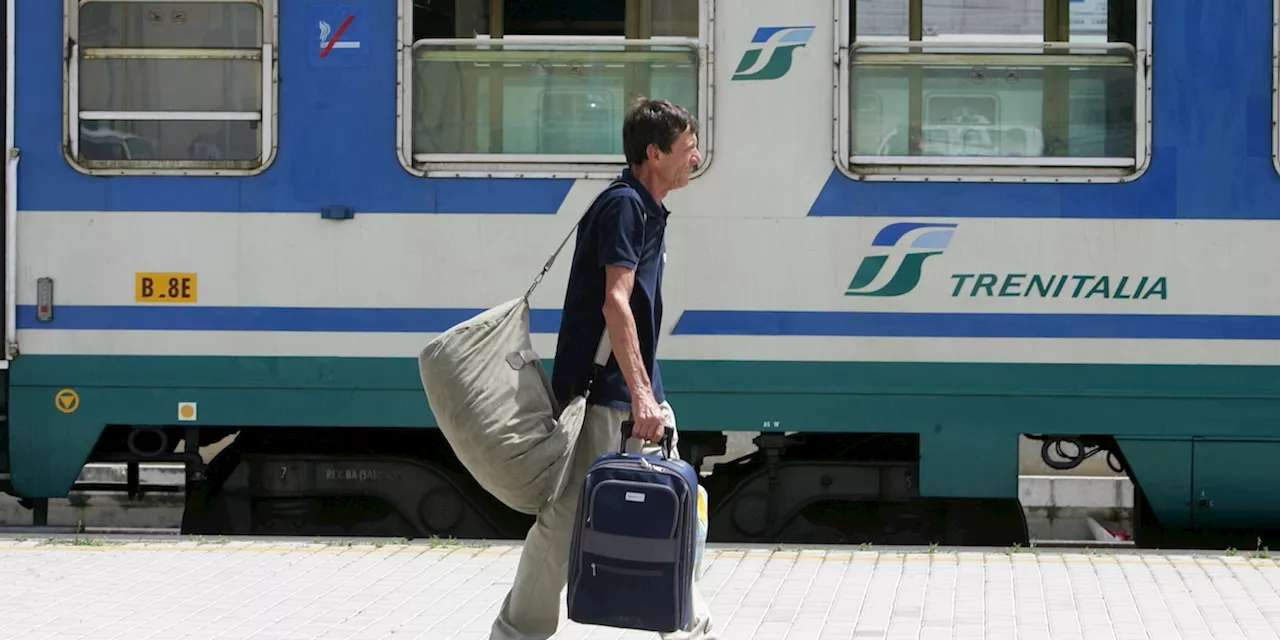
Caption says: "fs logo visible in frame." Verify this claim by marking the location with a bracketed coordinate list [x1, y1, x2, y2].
[845, 222, 957, 297]
[733, 26, 815, 81]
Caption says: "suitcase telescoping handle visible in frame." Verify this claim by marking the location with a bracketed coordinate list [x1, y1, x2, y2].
[620, 420, 675, 459]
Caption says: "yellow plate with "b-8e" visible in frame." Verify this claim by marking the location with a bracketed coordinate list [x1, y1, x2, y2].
[135, 273, 197, 303]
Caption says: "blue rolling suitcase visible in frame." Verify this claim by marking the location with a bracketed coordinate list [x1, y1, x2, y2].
[567, 421, 699, 633]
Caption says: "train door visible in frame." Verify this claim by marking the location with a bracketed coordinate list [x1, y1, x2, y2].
[0, 0, 10, 484]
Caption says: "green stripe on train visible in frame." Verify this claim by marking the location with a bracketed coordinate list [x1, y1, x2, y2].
[7, 355, 1280, 528]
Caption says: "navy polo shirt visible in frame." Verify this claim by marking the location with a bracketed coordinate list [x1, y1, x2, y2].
[551, 169, 669, 412]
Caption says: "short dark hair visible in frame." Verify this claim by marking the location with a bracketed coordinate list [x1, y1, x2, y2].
[622, 98, 697, 166]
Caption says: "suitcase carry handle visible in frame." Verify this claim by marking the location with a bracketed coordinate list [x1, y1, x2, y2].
[620, 420, 674, 458]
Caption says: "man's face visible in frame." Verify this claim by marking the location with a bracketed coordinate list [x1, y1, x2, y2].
[652, 128, 702, 191]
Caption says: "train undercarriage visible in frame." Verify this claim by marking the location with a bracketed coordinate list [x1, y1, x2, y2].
[8, 421, 1280, 551]
[173, 427, 1032, 547]
[2, 421, 1249, 551]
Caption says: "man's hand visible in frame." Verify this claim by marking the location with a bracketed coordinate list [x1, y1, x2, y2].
[630, 392, 665, 444]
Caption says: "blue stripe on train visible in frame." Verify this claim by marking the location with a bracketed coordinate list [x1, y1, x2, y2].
[807, 164, 1179, 219]
[16, 305, 564, 333]
[13, 0, 574, 215]
[808, 0, 1280, 220]
[671, 310, 1280, 340]
[18, 1, 1280, 220]
[17, 305, 1280, 340]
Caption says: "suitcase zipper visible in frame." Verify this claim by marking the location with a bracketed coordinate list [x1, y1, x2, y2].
[594, 458, 667, 474]
[591, 562, 662, 578]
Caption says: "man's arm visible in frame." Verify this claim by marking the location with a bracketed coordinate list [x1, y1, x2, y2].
[602, 265, 652, 403]
[602, 264, 664, 442]
[596, 195, 664, 441]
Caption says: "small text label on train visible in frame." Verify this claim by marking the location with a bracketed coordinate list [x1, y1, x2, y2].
[135, 273, 197, 303]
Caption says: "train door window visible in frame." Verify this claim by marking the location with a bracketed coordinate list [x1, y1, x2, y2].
[836, 0, 1150, 182]
[400, 0, 710, 178]
[65, 0, 277, 175]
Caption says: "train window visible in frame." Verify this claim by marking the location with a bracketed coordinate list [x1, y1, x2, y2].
[400, 0, 710, 178]
[65, 0, 277, 175]
[837, 0, 1150, 182]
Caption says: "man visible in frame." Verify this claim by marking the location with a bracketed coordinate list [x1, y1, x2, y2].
[490, 98, 715, 640]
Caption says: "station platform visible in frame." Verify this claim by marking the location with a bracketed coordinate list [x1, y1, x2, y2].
[1, 536, 1277, 639]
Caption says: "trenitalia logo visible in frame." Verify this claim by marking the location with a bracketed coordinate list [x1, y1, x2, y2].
[732, 26, 815, 81]
[844, 222, 957, 297]
[844, 221, 1171, 300]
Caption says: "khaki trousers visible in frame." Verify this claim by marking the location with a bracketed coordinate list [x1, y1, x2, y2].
[490, 400, 717, 640]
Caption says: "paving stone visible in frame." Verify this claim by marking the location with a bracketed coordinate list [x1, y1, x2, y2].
[1, 539, 1279, 639]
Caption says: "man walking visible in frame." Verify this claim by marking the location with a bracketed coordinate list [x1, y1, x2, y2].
[490, 98, 716, 640]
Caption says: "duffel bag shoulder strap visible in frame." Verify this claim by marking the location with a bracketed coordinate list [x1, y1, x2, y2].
[523, 179, 632, 302]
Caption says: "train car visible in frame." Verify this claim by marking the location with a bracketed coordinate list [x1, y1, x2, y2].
[0, 0, 1277, 549]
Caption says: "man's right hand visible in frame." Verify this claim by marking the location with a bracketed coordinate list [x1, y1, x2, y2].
[630, 393, 665, 444]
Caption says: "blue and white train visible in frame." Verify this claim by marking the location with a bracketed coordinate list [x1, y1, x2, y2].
[0, 0, 1277, 548]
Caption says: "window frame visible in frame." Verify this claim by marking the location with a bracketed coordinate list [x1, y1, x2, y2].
[62, 0, 279, 177]
[1273, 0, 1280, 178]
[395, 0, 715, 180]
[832, 0, 1152, 184]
